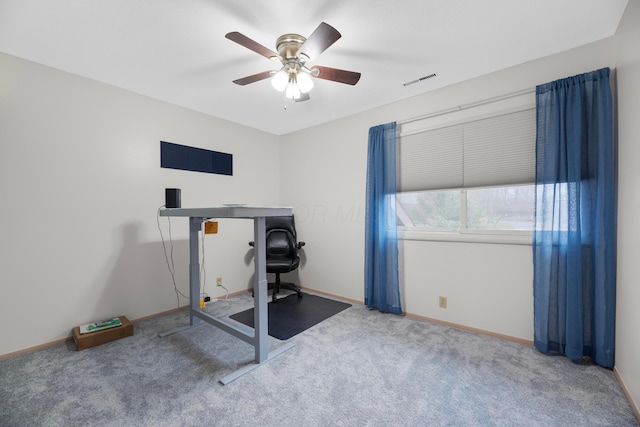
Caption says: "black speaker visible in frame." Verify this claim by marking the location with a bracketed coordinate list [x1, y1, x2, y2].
[165, 188, 181, 208]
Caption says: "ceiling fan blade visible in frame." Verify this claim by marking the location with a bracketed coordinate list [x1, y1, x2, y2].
[311, 66, 361, 85]
[294, 93, 310, 102]
[232, 70, 274, 86]
[225, 32, 280, 61]
[297, 22, 341, 61]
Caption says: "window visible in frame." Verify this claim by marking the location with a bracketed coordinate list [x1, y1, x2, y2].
[397, 189, 461, 230]
[466, 185, 534, 231]
[396, 92, 535, 243]
[397, 185, 534, 233]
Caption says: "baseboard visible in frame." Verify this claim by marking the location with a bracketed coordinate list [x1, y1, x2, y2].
[0, 290, 249, 361]
[301, 286, 533, 346]
[403, 312, 534, 346]
[0, 309, 188, 361]
[298, 286, 364, 306]
[614, 367, 640, 423]
[0, 336, 72, 361]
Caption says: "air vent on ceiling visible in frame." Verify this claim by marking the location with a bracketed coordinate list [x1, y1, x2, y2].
[403, 73, 437, 87]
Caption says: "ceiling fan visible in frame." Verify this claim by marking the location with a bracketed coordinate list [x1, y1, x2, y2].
[225, 22, 361, 102]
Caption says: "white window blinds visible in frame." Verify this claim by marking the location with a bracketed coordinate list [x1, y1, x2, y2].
[397, 93, 536, 192]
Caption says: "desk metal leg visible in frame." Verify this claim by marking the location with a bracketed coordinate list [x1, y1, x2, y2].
[157, 216, 203, 337]
[159, 214, 294, 384]
[253, 217, 268, 363]
[189, 217, 203, 327]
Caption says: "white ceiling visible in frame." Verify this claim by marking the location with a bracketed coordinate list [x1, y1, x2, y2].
[0, 0, 628, 135]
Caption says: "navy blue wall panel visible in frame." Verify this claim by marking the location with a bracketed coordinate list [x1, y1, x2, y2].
[160, 141, 232, 176]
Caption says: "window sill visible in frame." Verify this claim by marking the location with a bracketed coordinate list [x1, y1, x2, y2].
[398, 230, 532, 245]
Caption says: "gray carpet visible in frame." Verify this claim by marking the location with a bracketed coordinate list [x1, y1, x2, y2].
[1, 292, 637, 427]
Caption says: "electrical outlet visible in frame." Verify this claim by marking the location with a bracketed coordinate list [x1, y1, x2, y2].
[439, 296, 447, 308]
[216, 277, 222, 287]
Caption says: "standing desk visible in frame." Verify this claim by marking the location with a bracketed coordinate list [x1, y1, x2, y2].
[159, 206, 294, 384]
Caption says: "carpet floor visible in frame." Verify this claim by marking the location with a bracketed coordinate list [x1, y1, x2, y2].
[1, 291, 637, 426]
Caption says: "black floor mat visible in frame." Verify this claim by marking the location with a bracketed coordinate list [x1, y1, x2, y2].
[229, 293, 351, 340]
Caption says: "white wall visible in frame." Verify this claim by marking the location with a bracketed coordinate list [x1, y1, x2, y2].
[614, 0, 640, 415]
[282, 9, 640, 411]
[0, 52, 280, 356]
[2, 11, 638, 414]
[280, 38, 616, 342]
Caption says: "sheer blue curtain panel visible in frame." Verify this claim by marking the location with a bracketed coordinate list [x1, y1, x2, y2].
[533, 67, 616, 368]
[365, 122, 402, 314]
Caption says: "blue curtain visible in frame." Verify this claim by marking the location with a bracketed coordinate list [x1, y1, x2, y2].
[533, 68, 616, 368]
[365, 122, 402, 314]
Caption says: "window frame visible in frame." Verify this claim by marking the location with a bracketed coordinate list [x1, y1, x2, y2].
[396, 92, 536, 245]
[397, 186, 533, 245]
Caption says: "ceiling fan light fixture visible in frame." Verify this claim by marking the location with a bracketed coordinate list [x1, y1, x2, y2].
[297, 71, 314, 93]
[271, 69, 289, 92]
[227, 22, 360, 101]
[285, 80, 301, 100]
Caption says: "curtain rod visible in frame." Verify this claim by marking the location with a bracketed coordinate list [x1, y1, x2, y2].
[398, 88, 535, 126]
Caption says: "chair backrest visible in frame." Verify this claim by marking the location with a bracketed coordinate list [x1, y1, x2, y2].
[265, 216, 298, 259]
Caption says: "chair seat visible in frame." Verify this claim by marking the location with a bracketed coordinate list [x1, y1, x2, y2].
[267, 257, 300, 273]
[249, 215, 305, 302]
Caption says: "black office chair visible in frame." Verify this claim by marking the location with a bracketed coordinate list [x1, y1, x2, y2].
[250, 215, 305, 303]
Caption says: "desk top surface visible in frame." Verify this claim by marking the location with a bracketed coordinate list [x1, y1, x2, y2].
[159, 205, 293, 218]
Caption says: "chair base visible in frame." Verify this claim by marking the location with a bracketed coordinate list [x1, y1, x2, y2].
[270, 281, 303, 303]
[252, 278, 303, 303]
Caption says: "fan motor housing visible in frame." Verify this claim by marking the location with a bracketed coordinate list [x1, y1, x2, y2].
[276, 34, 306, 60]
